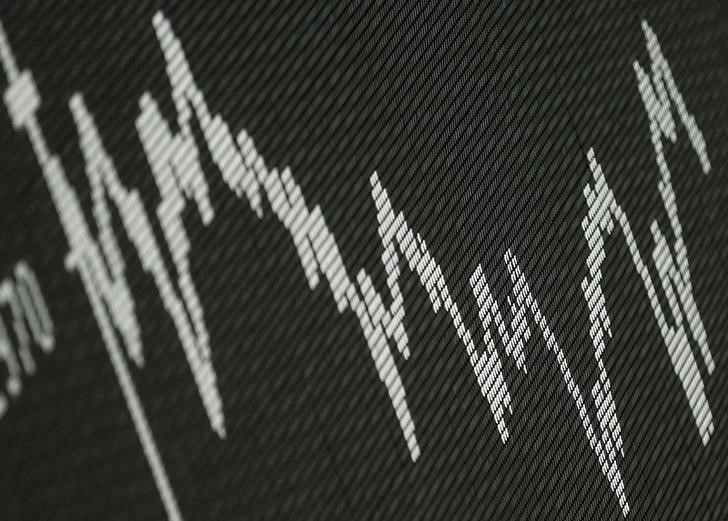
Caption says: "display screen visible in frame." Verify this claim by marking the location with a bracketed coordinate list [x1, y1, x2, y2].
[0, 2, 726, 519]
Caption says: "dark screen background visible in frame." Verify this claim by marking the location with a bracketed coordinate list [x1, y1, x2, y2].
[0, 1, 726, 519]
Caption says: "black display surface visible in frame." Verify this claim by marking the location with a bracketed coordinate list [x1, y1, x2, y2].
[0, 2, 726, 520]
